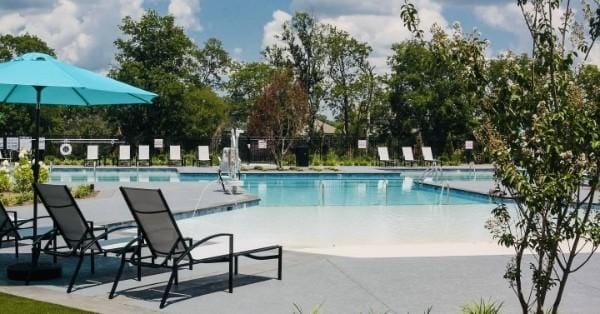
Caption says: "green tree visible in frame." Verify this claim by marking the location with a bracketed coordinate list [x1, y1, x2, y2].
[193, 38, 232, 89]
[226, 62, 275, 128]
[323, 26, 373, 151]
[110, 10, 227, 144]
[478, 1, 600, 313]
[247, 69, 309, 168]
[264, 12, 327, 140]
[387, 23, 487, 158]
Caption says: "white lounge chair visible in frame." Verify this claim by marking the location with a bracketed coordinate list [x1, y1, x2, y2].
[118, 145, 131, 166]
[196, 145, 211, 166]
[401, 146, 415, 166]
[137, 145, 150, 166]
[421, 146, 439, 167]
[169, 145, 182, 166]
[377, 147, 393, 167]
[86, 145, 99, 166]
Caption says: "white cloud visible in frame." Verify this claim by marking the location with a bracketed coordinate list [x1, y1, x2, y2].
[168, 0, 202, 32]
[262, 10, 292, 48]
[263, 0, 448, 73]
[233, 47, 243, 55]
[0, 0, 145, 72]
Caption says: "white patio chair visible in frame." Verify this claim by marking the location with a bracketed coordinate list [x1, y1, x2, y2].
[196, 145, 211, 166]
[377, 147, 393, 167]
[402, 146, 415, 166]
[169, 145, 182, 166]
[421, 146, 439, 167]
[118, 145, 131, 166]
[137, 145, 150, 166]
[86, 145, 99, 166]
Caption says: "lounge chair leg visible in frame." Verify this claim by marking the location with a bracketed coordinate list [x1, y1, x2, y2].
[90, 250, 95, 274]
[52, 236, 57, 263]
[228, 258, 233, 293]
[277, 247, 282, 280]
[174, 267, 179, 286]
[109, 254, 127, 299]
[160, 268, 177, 309]
[234, 256, 238, 275]
[14, 237, 18, 258]
[68, 254, 85, 293]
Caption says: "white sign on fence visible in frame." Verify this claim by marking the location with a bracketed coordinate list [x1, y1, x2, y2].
[154, 138, 163, 149]
[39, 137, 45, 150]
[19, 137, 32, 151]
[6, 137, 18, 150]
[258, 140, 267, 149]
[465, 140, 474, 150]
[357, 139, 367, 149]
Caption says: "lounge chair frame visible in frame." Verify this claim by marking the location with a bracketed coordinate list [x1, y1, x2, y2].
[32, 184, 139, 293]
[0, 202, 53, 258]
[116, 187, 282, 308]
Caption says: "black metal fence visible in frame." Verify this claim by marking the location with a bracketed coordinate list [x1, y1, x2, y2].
[0, 133, 485, 165]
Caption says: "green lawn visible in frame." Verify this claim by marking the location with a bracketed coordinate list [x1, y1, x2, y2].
[0, 292, 92, 314]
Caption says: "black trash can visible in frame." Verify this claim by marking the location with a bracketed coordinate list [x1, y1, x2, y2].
[295, 145, 309, 167]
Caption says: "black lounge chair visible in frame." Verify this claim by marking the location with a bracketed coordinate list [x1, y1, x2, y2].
[32, 183, 139, 293]
[0, 201, 53, 258]
[115, 187, 282, 308]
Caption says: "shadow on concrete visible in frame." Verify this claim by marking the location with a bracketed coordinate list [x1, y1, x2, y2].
[116, 273, 273, 308]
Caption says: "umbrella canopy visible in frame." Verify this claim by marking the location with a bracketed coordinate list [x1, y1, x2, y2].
[0, 52, 156, 244]
[0, 52, 156, 105]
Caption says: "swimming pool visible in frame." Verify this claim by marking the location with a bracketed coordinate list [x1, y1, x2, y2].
[49, 168, 493, 206]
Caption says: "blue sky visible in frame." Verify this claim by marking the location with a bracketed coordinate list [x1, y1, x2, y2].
[0, 0, 596, 72]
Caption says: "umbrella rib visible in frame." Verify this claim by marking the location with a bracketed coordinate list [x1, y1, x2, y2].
[1, 85, 17, 103]
[127, 93, 152, 104]
[72, 88, 90, 105]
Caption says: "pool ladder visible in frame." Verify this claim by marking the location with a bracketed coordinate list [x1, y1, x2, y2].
[439, 181, 451, 204]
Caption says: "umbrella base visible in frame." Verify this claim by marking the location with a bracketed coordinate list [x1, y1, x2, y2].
[7, 262, 62, 281]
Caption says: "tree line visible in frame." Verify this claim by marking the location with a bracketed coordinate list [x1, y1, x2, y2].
[0, 9, 597, 164]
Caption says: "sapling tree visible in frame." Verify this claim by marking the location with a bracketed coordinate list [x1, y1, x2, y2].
[479, 1, 600, 313]
[397, 1, 600, 313]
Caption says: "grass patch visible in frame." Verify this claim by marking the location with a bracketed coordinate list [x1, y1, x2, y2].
[0, 292, 92, 314]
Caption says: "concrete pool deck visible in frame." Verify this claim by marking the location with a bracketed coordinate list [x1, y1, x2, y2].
[7, 181, 258, 227]
[0, 249, 598, 313]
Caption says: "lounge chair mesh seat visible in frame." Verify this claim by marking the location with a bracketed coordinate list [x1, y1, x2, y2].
[0, 201, 53, 257]
[33, 183, 138, 293]
[116, 187, 282, 308]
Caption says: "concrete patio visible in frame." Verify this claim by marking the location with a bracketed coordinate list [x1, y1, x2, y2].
[0, 248, 598, 313]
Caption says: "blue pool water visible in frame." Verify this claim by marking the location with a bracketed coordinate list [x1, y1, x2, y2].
[50, 168, 492, 206]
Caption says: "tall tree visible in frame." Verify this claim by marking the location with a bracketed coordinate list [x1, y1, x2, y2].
[263, 12, 326, 141]
[193, 38, 232, 89]
[323, 26, 373, 151]
[226, 62, 274, 128]
[247, 69, 309, 168]
[387, 24, 487, 157]
[110, 10, 228, 144]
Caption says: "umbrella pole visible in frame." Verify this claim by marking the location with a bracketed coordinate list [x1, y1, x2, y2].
[32, 86, 44, 239]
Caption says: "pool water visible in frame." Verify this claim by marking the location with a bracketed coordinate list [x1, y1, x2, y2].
[49, 168, 492, 206]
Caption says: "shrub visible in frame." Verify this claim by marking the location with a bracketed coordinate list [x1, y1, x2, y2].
[460, 299, 503, 314]
[15, 191, 33, 205]
[72, 184, 94, 198]
[0, 168, 11, 192]
[0, 194, 16, 206]
[323, 151, 338, 166]
[310, 154, 322, 166]
[13, 152, 49, 193]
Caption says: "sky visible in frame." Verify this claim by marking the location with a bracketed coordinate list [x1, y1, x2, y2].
[0, 0, 597, 73]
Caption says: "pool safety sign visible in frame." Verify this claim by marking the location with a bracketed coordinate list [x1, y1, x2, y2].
[154, 138, 163, 149]
[358, 139, 367, 149]
[465, 140, 474, 150]
[258, 140, 267, 149]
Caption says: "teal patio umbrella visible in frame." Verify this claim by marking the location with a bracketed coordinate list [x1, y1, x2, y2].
[0, 52, 157, 239]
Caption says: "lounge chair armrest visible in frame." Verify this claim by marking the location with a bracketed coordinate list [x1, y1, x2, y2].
[176, 233, 233, 264]
[81, 225, 138, 251]
[15, 215, 52, 227]
[31, 228, 58, 246]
